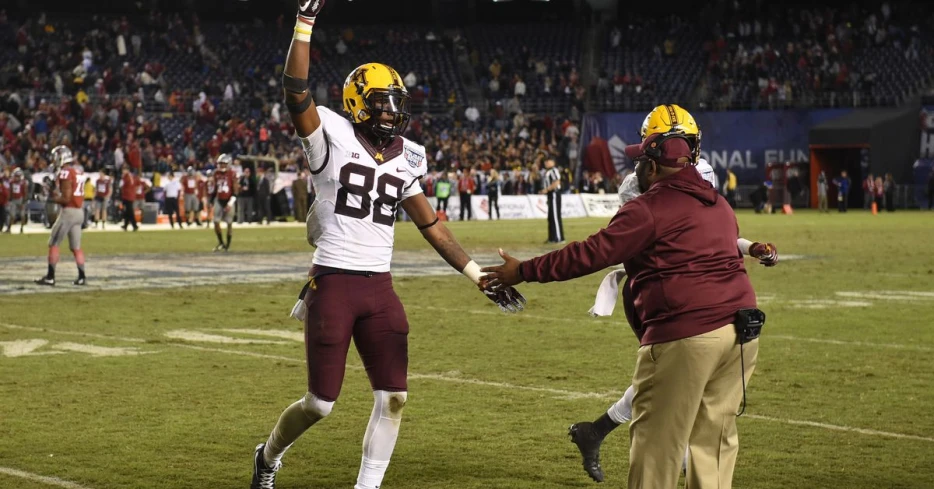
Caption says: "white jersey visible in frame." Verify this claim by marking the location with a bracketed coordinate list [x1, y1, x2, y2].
[618, 160, 719, 206]
[300, 107, 427, 272]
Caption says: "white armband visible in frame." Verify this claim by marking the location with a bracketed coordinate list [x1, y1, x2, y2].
[299, 124, 328, 174]
[737, 238, 753, 256]
[227, 195, 237, 209]
[462, 260, 483, 285]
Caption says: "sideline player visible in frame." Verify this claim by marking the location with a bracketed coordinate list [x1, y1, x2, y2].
[567, 105, 778, 483]
[181, 166, 202, 227]
[250, 2, 526, 488]
[35, 146, 88, 286]
[6, 168, 29, 233]
[94, 168, 112, 229]
[211, 154, 238, 251]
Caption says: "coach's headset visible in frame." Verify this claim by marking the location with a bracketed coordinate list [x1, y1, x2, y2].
[633, 131, 695, 174]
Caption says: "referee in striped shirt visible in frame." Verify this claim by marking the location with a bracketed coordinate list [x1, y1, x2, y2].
[540, 158, 565, 243]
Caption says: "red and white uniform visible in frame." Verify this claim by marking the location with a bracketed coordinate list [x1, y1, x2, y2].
[212, 170, 236, 204]
[10, 178, 27, 201]
[58, 166, 84, 208]
[301, 107, 428, 273]
[181, 175, 199, 195]
[95, 176, 112, 199]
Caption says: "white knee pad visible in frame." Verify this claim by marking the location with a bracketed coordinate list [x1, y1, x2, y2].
[301, 391, 334, 419]
[376, 390, 407, 420]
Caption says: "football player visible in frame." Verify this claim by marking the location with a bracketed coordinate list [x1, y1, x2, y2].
[6, 168, 30, 233]
[250, 2, 526, 489]
[35, 146, 88, 286]
[211, 154, 238, 251]
[94, 168, 112, 229]
[181, 166, 202, 227]
[568, 105, 777, 483]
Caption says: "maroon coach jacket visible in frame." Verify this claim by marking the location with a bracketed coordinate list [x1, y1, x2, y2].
[519, 167, 757, 345]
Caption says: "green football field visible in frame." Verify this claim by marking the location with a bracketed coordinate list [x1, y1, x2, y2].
[1, 211, 933, 489]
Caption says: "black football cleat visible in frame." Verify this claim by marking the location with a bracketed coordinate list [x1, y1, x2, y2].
[251, 443, 281, 489]
[74, 277, 87, 286]
[569, 422, 605, 483]
[34, 276, 55, 286]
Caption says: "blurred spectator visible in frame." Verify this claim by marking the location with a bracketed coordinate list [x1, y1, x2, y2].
[256, 166, 272, 225]
[237, 166, 255, 223]
[817, 171, 828, 212]
[833, 171, 851, 212]
[863, 173, 875, 209]
[292, 169, 309, 222]
[883, 173, 895, 212]
[457, 170, 475, 220]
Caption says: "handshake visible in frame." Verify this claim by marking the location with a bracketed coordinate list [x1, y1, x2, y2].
[477, 249, 527, 313]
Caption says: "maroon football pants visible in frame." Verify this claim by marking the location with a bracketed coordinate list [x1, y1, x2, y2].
[304, 270, 409, 402]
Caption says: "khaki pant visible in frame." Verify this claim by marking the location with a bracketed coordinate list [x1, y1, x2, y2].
[629, 323, 758, 489]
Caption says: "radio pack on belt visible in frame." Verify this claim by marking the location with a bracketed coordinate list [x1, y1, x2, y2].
[734, 308, 765, 344]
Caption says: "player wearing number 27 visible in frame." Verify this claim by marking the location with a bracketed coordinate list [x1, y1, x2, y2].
[35, 145, 88, 286]
[250, 2, 527, 489]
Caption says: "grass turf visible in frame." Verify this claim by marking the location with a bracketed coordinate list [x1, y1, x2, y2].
[1, 210, 932, 488]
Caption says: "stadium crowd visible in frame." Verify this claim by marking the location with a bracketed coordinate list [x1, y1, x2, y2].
[699, 2, 934, 109]
[2, 3, 934, 227]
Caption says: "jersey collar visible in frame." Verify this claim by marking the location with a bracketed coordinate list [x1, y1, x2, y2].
[353, 125, 404, 165]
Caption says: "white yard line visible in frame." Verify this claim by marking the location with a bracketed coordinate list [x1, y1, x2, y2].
[0, 323, 147, 343]
[767, 334, 934, 352]
[745, 415, 934, 443]
[169, 343, 934, 444]
[0, 467, 93, 489]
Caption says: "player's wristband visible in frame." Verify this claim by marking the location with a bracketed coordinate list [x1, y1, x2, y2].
[737, 238, 753, 256]
[462, 260, 483, 285]
[293, 17, 314, 43]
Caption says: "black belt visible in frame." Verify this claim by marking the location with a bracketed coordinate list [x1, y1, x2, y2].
[311, 265, 380, 279]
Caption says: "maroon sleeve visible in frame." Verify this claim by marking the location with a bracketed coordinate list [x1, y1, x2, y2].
[519, 200, 656, 283]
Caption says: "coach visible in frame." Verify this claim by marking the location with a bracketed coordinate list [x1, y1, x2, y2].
[482, 133, 760, 489]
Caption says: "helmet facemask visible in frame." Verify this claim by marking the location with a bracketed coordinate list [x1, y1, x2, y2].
[362, 88, 411, 141]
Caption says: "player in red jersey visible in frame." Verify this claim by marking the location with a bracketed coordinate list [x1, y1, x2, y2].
[94, 169, 112, 229]
[0, 173, 9, 232]
[5, 168, 29, 233]
[211, 154, 239, 251]
[35, 146, 88, 286]
[181, 166, 202, 227]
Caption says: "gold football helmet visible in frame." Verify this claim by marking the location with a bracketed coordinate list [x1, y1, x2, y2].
[342, 63, 411, 139]
[640, 104, 701, 162]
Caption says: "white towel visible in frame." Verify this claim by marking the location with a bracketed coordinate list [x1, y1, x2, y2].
[588, 268, 628, 317]
[289, 299, 307, 322]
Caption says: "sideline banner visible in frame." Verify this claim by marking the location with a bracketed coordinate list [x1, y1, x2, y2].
[527, 194, 587, 218]
[580, 194, 621, 217]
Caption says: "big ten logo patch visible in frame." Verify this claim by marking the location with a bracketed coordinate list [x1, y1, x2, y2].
[345, 151, 361, 160]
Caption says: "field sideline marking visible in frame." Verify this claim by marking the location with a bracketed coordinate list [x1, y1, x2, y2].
[407, 307, 934, 351]
[173, 343, 934, 444]
[0, 323, 147, 343]
[0, 467, 93, 489]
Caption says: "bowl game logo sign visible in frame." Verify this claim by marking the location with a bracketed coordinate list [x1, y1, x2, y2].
[404, 146, 424, 169]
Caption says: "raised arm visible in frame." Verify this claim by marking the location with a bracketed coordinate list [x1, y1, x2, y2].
[283, 0, 327, 138]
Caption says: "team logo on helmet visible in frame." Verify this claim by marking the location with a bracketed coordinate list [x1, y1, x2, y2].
[342, 63, 411, 140]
